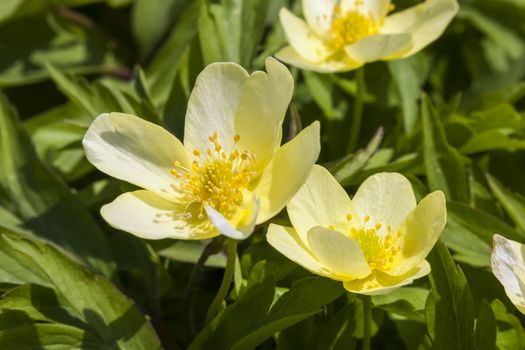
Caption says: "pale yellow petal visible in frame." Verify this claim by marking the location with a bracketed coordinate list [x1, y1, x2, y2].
[381, 0, 459, 57]
[279, 8, 333, 62]
[205, 194, 259, 240]
[255, 122, 321, 224]
[184, 62, 249, 154]
[234, 58, 293, 170]
[308, 226, 372, 279]
[287, 164, 359, 244]
[276, 47, 363, 73]
[341, 0, 392, 20]
[302, 0, 337, 36]
[352, 172, 417, 234]
[491, 234, 525, 314]
[83, 113, 191, 200]
[389, 191, 446, 276]
[344, 33, 412, 62]
[267, 224, 331, 277]
[100, 190, 217, 240]
[344, 260, 430, 295]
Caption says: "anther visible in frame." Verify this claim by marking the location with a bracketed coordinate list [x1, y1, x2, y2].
[346, 214, 353, 221]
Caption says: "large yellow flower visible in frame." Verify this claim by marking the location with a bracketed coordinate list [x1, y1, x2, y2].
[267, 165, 446, 295]
[276, 0, 459, 73]
[83, 58, 320, 240]
[491, 234, 525, 314]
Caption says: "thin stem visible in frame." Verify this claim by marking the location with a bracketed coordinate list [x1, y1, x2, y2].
[362, 295, 372, 350]
[347, 67, 366, 153]
[185, 237, 223, 337]
[204, 238, 238, 325]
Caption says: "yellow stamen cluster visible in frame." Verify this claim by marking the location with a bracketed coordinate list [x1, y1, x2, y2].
[170, 133, 256, 220]
[334, 214, 401, 271]
[329, 4, 380, 50]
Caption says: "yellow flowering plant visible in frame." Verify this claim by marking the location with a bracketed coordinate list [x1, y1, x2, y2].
[83, 57, 320, 241]
[491, 234, 525, 315]
[267, 165, 446, 295]
[277, 0, 459, 73]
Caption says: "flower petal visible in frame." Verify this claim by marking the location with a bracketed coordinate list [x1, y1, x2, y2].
[344, 260, 430, 295]
[255, 122, 321, 224]
[352, 172, 417, 233]
[101, 190, 217, 240]
[184, 62, 249, 154]
[308, 226, 372, 279]
[267, 224, 331, 277]
[381, 0, 459, 57]
[234, 57, 293, 170]
[344, 33, 412, 62]
[287, 164, 359, 244]
[389, 191, 446, 275]
[341, 0, 392, 20]
[302, 0, 337, 36]
[205, 195, 259, 240]
[83, 113, 191, 200]
[276, 46, 363, 73]
[491, 234, 525, 314]
[279, 8, 333, 62]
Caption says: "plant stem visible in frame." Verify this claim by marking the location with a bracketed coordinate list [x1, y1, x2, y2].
[348, 67, 366, 153]
[204, 238, 238, 324]
[362, 295, 372, 350]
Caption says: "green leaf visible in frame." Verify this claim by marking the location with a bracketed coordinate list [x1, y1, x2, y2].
[425, 241, 475, 350]
[491, 299, 525, 350]
[372, 287, 429, 323]
[131, 0, 186, 57]
[147, 0, 201, 104]
[0, 323, 108, 350]
[486, 174, 525, 235]
[330, 128, 383, 187]
[421, 95, 469, 202]
[0, 233, 163, 349]
[0, 13, 118, 87]
[474, 301, 497, 350]
[388, 54, 429, 133]
[441, 201, 522, 267]
[189, 276, 344, 350]
[0, 92, 116, 278]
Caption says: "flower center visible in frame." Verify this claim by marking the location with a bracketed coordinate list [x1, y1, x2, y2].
[170, 133, 256, 220]
[329, 214, 401, 271]
[328, 2, 394, 50]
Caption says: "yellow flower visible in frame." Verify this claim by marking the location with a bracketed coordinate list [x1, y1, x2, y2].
[276, 0, 459, 73]
[491, 234, 525, 314]
[83, 58, 320, 240]
[267, 165, 446, 295]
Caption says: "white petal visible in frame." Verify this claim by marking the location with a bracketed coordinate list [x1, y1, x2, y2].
[101, 190, 217, 240]
[234, 57, 293, 170]
[308, 226, 372, 279]
[184, 62, 249, 154]
[344, 260, 430, 295]
[205, 196, 259, 240]
[255, 122, 320, 224]
[341, 0, 392, 20]
[279, 8, 333, 62]
[83, 113, 190, 200]
[352, 172, 417, 234]
[287, 164, 359, 245]
[267, 224, 331, 277]
[344, 33, 412, 62]
[302, 0, 337, 36]
[389, 191, 446, 276]
[275, 46, 363, 73]
[491, 234, 525, 314]
[381, 0, 459, 57]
